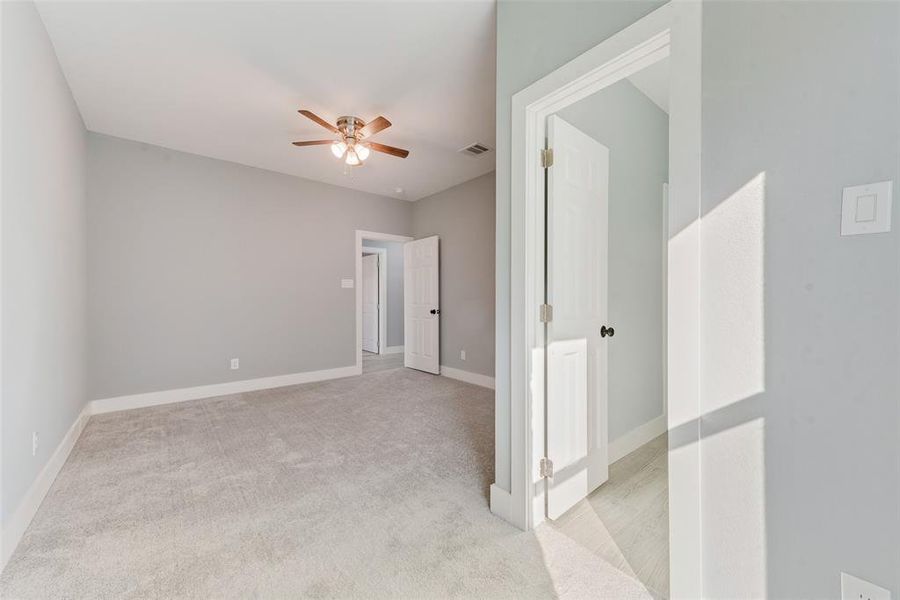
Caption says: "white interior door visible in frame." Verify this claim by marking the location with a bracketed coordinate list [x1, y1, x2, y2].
[546, 115, 610, 520]
[361, 254, 379, 353]
[404, 236, 440, 374]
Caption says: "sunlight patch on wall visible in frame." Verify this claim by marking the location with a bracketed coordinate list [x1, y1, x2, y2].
[701, 172, 766, 413]
[703, 416, 767, 597]
[699, 171, 767, 596]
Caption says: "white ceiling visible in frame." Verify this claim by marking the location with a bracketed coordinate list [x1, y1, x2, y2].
[36, 1, 496, 201]
[628, 56, 670, 114]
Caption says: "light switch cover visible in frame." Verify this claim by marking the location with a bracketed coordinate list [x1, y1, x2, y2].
[341, 278, 354, 289]
[841, 180, 892, 236]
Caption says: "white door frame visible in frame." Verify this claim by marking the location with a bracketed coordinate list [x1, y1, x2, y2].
[498, 3, 702, 598]
[355, 230, 413, 373]
[361, 246, 387, 354]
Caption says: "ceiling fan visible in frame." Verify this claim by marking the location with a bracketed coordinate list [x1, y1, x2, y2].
[292, 110, 410, 167]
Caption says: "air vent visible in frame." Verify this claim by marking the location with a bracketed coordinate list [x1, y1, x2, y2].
[459, 142, 493, 157]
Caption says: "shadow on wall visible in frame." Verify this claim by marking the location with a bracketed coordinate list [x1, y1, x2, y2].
[674, 112, 897, 596]
[697, 2, 900, 595]
[667, 171, 767, 593]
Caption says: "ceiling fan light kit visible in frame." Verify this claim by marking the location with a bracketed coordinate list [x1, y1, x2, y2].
[293, 110, 410, 167]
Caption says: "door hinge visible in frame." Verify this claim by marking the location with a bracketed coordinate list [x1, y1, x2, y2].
[539, 303, 553, 323]
[539, 457, 554, 478]
[540, 148, 554, 168]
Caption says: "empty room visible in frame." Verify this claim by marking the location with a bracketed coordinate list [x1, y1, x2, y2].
[2, 1, 900, 599]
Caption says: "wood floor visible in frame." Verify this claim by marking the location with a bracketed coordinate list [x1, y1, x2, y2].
[550, 433, 669, 597]
[362, 350, 404, 373]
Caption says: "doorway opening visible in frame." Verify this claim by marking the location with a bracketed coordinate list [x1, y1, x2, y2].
[355, 230, 442, 376]
[539, 53, 671, 595]
[355, 230, 412, 374]
[501, 3, 703, 598]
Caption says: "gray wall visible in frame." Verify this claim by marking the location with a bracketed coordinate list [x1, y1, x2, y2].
[1, 1, 88, 527]
[361, 240, 404, 348]
[701, 2, 899, 596]
[496, 0, 900, 595]
[494, 0, 663, 494]
[558, 78, 668, 443]
[88, 133, 412, 399]
[413, 173, 495, 378]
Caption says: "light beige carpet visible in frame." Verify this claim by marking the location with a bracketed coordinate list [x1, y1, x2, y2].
[1, 367, 657, 599]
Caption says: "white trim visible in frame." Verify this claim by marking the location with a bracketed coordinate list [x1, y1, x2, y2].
[91, 365, 359, 415]
[665, 3, 703, 597]
[506, 3, 702, 597]
[662, 182, 669, 417]
[355, 230, 413, 372]
[489, 484, 515, 524]
[1, 402, 92, 570]
[361, 246, 388, 354]
[608, 414, 667, 464]
[384, 345, 404, 355]
[440, 365, 495, 390]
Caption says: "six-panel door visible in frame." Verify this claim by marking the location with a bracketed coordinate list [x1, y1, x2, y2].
[403, 236, 440, 374]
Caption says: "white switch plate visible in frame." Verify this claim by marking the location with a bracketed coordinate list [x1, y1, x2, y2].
[460, 350, 466, 361]
[842, 572, 891, 600]
[230, 358, 239, 370]
[341, 278, 354, 289]
[841, 180, 892, 236]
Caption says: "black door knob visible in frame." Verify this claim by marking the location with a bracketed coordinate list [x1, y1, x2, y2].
[430, 309, 441, 315]
[601, 325, 615, 338]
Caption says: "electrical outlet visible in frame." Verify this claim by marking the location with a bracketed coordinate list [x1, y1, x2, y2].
[460, 350, 466, 361]
[842, 572, 891, 600]
[32, 432, 39, 457]
[230, 358, 240, 370]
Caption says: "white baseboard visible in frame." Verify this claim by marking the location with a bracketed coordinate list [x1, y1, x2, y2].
[608, 413, 667, 464]
[383, 345, 404, 355]
[91, 365, 361, 415]
[440, 366, 495, 389]
[1, 402, 91, 571]
[490, 483, 515, 524]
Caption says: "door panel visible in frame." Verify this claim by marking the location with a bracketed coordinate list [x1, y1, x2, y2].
[546, 115, 610, 520]
[361, 254, 379, 353]
[404, 236, 440, 374]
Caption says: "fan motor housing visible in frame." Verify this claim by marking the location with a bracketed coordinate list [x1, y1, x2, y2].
[336, 116, 365, 138]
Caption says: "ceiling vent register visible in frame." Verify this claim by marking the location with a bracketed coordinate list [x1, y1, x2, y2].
[459, 142, 493, 157]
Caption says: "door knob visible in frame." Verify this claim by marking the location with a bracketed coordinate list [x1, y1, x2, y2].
[601, 325, 615, 338]
[430, 309, 441, 315]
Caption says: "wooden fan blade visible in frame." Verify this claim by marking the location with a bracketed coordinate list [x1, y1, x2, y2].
[292, 140, 334, 147]
[367, 141, 409, 158]
[298, 110, 339, 134]
[358, 116, 391, 138]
